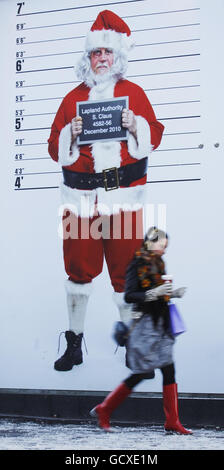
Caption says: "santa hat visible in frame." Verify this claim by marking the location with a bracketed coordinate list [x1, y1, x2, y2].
[85, 10, 134, 53]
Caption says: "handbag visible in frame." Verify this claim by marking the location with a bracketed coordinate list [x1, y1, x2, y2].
[168, 302, 186, 336]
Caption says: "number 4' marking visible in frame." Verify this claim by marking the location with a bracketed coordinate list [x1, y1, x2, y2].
[17, 3, 25, 15]
[15, 176, 23, 189]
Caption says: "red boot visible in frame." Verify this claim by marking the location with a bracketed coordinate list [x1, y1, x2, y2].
[90, 383, 131, 431]
[163, 383, 193, 435]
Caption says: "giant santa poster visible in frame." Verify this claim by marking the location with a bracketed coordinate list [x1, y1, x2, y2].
[0, 0, 223, 401]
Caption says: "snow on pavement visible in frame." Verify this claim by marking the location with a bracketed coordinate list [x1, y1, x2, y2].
[0, 419, 223, 450]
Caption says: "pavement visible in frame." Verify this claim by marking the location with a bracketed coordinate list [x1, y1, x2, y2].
[0, 418, 223, 451]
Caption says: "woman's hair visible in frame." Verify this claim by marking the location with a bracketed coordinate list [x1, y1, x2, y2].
[75, 48, 128, 87]
[144, 226, 168, 250]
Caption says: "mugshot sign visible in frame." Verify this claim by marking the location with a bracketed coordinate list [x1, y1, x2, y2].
[76, 96, 128, 145]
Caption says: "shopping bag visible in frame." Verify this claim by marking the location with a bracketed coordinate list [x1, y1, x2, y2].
[168, 303, 186, 336]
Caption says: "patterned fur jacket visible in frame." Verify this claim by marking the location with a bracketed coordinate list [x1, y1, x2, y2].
[124, 248, 170, 328]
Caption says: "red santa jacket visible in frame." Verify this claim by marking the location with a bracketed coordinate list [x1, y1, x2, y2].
[48, 79, 164, 215]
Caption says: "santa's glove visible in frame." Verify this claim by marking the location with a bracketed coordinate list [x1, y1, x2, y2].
[170, 287, 187, 298]
[145, 283, 173, 302]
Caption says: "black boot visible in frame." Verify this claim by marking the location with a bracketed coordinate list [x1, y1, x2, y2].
[54, 330, 83, 371]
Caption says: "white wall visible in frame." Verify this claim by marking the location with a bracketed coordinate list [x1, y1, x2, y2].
[0, 0, 223, 393]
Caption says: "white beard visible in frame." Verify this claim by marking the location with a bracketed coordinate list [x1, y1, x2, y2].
[84, 63, 122, 89]
[88, 70, 117, 101]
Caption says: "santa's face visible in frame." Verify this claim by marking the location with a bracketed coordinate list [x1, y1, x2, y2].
[90, 48, 114, 75]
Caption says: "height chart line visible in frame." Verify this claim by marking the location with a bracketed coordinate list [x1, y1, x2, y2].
[16, 0, 145, 16]
[22, 8, 200, 29]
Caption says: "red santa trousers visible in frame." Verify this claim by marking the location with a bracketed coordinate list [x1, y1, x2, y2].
[62, 209, 143, 293]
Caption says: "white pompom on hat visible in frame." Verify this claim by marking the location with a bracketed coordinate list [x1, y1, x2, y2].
[85, 10, 135, 53]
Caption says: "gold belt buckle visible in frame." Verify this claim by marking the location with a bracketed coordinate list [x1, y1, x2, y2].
[103, 167, 119, 191]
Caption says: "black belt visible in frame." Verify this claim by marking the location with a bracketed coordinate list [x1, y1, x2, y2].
[62, 157, 148, 192]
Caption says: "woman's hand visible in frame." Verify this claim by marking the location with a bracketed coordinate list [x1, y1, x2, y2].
[145, 283, 173, 301]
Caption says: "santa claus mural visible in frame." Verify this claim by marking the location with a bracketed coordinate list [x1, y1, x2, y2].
[48, 10, 164, 371]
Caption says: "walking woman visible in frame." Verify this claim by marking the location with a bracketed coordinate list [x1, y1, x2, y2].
[90, 227, 192, 434]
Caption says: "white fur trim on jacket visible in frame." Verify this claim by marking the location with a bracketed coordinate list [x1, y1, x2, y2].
[58, 123, 80, 166]
[128, 115, 153, 159]
[60, 182, 146, 217]
[60, 182, 96, 217]
[91, 141, 121, 173]
[88, 80, 122, 172]
[85, 30, 134, 53]
[96, 184, 145, 215]
[65, 278, 93, 296]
